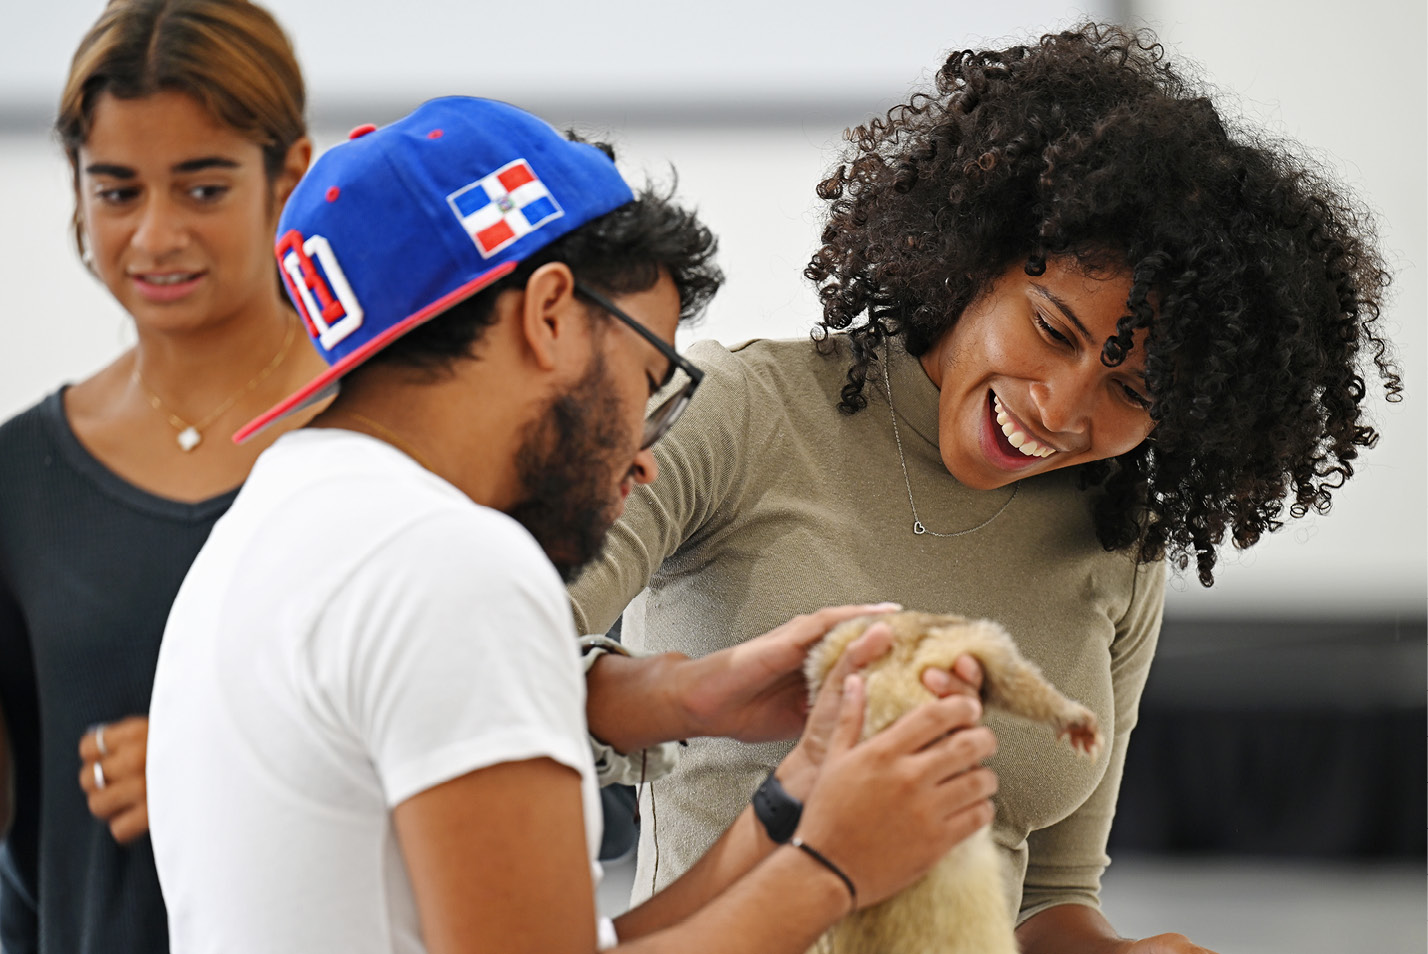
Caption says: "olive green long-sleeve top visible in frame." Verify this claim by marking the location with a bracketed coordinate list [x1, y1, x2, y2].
[569, 334, 1164, 923]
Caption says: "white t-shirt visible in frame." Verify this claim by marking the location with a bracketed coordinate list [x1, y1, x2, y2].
[148, 429, 609, 953]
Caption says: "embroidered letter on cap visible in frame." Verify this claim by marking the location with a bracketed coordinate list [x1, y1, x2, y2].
[275, 230, 366, 352]
[446, 159, 564, 258]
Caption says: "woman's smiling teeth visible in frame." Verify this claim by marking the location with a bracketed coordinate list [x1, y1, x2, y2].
[992, 395, 1056, 459]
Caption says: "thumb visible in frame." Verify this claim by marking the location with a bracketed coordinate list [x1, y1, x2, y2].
[826, 673, 866, 759]
[841, 623, 894, 674]
[814, 623, 891, 710]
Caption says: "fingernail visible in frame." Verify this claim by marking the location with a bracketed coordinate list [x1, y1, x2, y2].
[871, 602, 902, 611]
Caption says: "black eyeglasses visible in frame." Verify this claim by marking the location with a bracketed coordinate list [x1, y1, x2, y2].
[573, 280, 704, 449]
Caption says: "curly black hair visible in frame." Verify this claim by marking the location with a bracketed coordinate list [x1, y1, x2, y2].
[361, 137, 721, 374]
[806, 22, 1401, 586]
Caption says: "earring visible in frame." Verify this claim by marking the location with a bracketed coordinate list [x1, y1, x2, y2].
[75, 211, 94, 269]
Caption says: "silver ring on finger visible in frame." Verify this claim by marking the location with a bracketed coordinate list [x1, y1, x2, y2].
[95, 724, 109, 757]
[93, 761, 106, 790]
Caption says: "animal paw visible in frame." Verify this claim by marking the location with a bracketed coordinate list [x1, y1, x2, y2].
[1055, 708, 1101, 758]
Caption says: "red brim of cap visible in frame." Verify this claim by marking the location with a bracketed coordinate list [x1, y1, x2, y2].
[232, 260, 518, 445]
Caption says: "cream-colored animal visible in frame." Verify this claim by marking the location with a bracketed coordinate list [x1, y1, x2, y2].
[804, 611, 1101, 954]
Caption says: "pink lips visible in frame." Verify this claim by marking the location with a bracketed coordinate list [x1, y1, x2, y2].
[131, 272, 205, 303]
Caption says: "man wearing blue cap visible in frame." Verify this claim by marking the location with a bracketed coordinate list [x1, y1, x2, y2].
[146, 97, 996, 953]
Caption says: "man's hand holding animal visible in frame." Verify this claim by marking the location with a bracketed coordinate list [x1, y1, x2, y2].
[666, 602, 905, 743]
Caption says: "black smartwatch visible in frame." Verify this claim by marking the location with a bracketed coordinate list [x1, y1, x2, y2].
[751, 768, 803, 844]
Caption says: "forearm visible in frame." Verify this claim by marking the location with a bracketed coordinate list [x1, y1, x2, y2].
[613, 803, 774, 939]
[614, 755, 819, 939]
[585, 651, 694, 753]
[614, 818, 849, 953]
[1016, 903, 1131, 954]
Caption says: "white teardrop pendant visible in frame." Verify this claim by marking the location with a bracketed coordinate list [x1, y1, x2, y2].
[177, 426, 202, 452]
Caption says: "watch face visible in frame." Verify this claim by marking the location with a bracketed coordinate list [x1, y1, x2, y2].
[754, 769, 803, 844]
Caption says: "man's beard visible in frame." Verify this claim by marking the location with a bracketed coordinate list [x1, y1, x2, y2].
[506, 352, 633, 582]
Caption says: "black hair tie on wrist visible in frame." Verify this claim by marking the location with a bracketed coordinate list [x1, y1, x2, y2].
[790, 836, 857, 910]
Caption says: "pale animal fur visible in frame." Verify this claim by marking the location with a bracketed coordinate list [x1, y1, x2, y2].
[803, 611, 1102, 954]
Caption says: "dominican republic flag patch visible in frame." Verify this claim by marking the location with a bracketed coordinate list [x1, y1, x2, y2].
[446, 159, 564, 258]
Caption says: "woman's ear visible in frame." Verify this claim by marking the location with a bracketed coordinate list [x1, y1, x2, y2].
[68, 160, 95, 272]
[272, 137, 314, 209]
[517, 261, 583, 372]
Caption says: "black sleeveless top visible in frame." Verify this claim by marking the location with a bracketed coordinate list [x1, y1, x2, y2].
[0, 389, 237, 954]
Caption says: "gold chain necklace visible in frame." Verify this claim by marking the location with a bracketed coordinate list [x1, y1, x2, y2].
[882, 347, 1018, 537]
[341, 412, 436, 472]
[132, 319, 298, 452]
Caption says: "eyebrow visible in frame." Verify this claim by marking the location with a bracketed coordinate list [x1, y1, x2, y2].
[174, 156, 241, 174]
[83, 163, 135, 179]
[83, 156, 242, 178]
[1030, 283, 1096, 345]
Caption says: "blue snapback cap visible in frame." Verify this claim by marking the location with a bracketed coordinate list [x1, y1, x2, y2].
[235, 95, 635, 443]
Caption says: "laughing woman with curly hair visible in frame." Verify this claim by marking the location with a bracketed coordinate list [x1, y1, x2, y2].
[568, 22, 1401, 954]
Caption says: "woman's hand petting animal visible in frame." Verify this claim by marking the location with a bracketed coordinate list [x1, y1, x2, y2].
[1017, 901, 1222, 954]
[77, 715, 150, 843]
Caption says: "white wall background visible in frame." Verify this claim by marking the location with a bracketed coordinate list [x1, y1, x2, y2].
[3, 0, 1423, 618]
[5, 1, 1121, 116]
